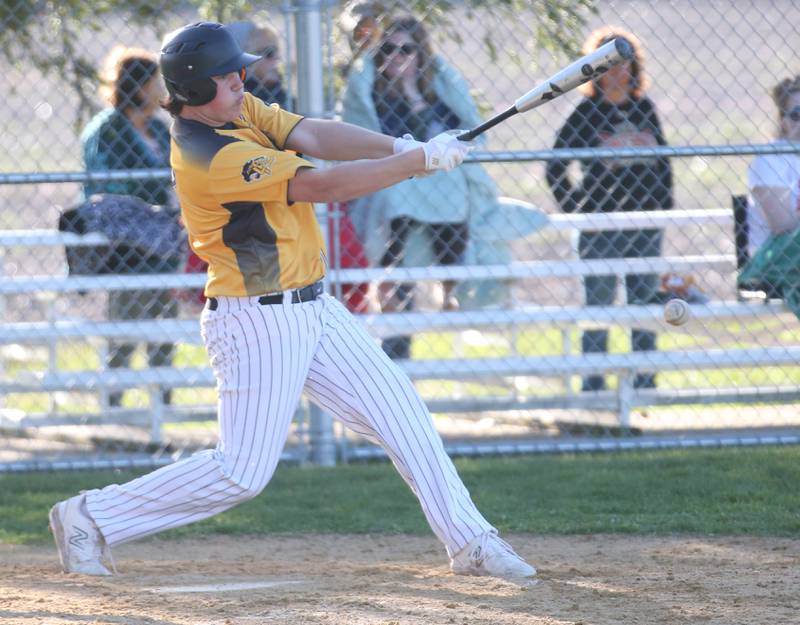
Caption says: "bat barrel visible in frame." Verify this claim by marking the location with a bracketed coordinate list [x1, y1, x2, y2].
[457, 36, 637, 141]
[513, 37, 635, 114]
[614, 37, 634, 60]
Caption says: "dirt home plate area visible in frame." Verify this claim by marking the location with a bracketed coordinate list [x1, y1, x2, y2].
[2, 534, 798, 625]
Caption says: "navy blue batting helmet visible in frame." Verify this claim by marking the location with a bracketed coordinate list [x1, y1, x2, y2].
[160, 22, 261, 106]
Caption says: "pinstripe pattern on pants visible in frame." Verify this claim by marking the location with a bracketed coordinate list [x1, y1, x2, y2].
[85, 293, 493, 556]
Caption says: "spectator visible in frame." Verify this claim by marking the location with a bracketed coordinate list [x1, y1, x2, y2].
[738, 76, 800, 310]
[342, 16, 486, 358]
[545, 26, 673, 392]
[228, 21, 288, 109]
[83, 46, 173, 205]
[81, 46, 180, 406]
[745, 76, 800, 254]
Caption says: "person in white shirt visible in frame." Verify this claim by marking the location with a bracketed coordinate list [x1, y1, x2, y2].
[746, 76, 800, 257]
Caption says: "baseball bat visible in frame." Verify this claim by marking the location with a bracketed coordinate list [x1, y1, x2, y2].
[457, 38, 634, 142]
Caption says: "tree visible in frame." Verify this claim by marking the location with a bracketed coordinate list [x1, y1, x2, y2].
[0, 0, 596, 124]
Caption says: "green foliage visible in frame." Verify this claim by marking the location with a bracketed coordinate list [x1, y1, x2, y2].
[197, 0, 265, 23]
[2, 447, 798, 544]
[0, 0, 184, 124]
[381, 0, 597, 59]
[0, 0, 596, 126]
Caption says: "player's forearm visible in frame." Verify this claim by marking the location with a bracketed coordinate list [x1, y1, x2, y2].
[289, 118, 394, 160]
[288, 150, 425, 203]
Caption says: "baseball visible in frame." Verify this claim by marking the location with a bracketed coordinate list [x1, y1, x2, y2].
[664, 298, 691, 326]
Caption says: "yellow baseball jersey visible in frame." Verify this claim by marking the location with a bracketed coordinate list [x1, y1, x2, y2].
[170, 93, 326, 297]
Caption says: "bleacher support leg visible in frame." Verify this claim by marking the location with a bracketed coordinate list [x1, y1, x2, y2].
[618, 370, 633, 430]
[309, 404, 336, 466]
[148, 385, 164, 445]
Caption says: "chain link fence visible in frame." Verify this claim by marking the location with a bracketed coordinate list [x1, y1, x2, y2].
[1, 0, 799, 470]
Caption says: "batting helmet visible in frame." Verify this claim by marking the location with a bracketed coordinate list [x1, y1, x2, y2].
[160, 22, 261, 106]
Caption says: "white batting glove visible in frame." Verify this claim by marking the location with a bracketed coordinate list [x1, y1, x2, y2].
[393, 133, 424, 154]
[421, 131, 473, 172]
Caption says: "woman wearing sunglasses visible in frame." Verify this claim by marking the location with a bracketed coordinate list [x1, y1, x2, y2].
[342, 15, 505, 360]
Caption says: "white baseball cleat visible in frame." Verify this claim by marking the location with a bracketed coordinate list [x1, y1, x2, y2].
[49, 493, 116, 576]
[450, 531, 536, 584]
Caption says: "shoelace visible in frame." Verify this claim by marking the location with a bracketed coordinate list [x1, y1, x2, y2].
[493, 534, 523, 560]
[471, 532, 523, 566]
[470, 532, 490, 566]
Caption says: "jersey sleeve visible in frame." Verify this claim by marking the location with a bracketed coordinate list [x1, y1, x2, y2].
[243, 93, 305, 149]
[208, 141, 314, 205]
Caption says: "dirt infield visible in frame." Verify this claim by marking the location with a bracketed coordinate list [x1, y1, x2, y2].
[1, 534, 798, 625]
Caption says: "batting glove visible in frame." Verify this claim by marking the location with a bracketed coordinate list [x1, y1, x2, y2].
[393, 133, 424, 154]
[422, 131, 473, 172]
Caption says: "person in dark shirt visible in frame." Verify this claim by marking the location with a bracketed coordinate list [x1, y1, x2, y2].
[546, 26, 673, 392]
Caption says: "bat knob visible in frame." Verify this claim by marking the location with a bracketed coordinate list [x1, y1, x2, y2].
[456, 130, 475, 142]
[614, 37, 634, 60]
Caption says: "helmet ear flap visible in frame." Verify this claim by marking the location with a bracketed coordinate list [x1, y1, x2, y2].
[165, 78, 189, 103]
[166, 77, 217, 106]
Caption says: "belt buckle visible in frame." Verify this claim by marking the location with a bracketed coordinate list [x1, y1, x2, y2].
[296, 283, 312, 303]
[296, 280, 321, 303]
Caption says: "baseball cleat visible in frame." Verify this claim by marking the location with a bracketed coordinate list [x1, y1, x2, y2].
[49, 493, 116, 576]
[450, 531, 536, 584]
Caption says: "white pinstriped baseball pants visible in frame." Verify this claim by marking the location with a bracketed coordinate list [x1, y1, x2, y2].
[85, 293, 494, 556]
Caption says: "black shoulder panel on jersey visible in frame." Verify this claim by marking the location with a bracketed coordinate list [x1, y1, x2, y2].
[172, 118, 240, 169]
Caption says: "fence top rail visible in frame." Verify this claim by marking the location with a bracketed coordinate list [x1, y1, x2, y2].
[0, 254, 735, 293]
[0, 208, 734, 249]
[1, 143, 798, 184]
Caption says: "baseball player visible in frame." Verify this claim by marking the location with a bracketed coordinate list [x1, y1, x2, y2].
[49, 21, 536, 585]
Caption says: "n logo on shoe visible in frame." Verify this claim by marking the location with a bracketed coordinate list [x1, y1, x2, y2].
[68, 525, 89, 549]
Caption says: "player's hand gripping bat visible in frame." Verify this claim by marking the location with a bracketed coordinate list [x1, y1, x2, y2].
[457, 38, 634, 142]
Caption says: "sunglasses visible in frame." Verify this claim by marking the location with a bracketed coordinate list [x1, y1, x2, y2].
[784, 106, 800, 122]
[380, 42, 418, 56]
[257, 46, 279, 60]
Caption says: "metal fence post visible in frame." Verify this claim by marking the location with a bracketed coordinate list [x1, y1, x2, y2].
[293, 0, 336, 467]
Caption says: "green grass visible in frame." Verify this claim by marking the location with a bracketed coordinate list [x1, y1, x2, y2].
[2, 447, 798, 544]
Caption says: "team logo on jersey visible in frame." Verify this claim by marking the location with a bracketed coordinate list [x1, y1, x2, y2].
[242, 155, 276, 182]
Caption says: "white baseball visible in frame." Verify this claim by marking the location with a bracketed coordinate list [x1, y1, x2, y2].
[664, 298, 691, 326]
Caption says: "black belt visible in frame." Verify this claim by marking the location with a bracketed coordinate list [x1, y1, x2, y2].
[207, 280, 324, 311]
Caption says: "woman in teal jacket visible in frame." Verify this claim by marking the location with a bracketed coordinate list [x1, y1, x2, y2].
[82, 48, 173, 206]
[342, 16, 545, 358]
[81, 46, 178, 406]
